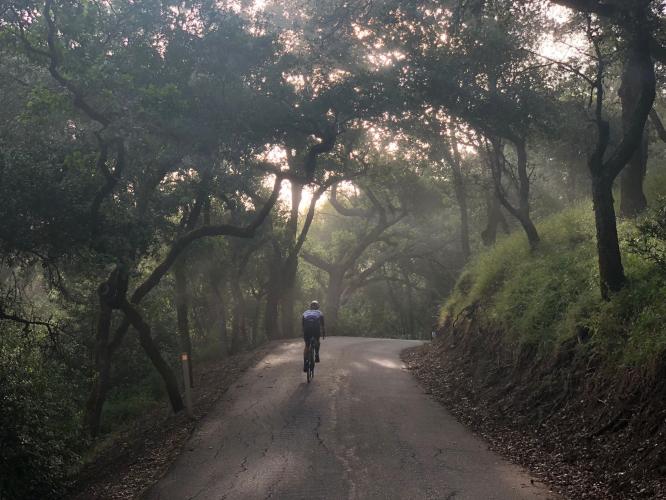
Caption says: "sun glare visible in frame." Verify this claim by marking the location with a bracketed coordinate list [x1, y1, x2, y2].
[539, 5, 589, 63]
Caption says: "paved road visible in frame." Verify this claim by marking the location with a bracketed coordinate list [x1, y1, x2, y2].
[147, 337, 556, 500]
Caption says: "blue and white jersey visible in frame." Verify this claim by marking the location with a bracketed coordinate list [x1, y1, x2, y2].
[302, 309, 324, 322]
[302, 309, 325, 334]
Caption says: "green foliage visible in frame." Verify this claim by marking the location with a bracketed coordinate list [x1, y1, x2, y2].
[443, 204, 666, 364]
[0, 331, 82, 499]
[21, 86, 71, 123]
[626, 198, 666, 275]
[100, 372, 165, 434]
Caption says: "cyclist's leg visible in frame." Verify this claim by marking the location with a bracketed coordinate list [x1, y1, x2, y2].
[315, 333, 320, 362]
[303, 334, 310, 372]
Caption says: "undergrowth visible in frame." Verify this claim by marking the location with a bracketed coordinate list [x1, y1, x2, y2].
[441, 202, 666, 366]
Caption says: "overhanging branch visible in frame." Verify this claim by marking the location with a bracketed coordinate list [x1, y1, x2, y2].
[129, 176, 282, 304]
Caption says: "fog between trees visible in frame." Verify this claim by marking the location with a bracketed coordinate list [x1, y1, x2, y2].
[2, 0, 666, 497]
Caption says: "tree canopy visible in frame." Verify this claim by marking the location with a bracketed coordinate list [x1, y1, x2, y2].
[2, 0, 666, 497]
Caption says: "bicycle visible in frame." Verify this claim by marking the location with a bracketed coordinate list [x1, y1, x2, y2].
[305, 337, 316, 383]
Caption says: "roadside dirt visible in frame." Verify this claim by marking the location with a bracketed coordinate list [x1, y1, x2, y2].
[403, 327, 666, 500]
[71, 344, 273, 500]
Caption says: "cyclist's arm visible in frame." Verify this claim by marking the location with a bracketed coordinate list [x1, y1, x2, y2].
[320, 314, 326, 338]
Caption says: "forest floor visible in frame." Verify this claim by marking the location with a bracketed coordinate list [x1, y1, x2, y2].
[71, 344, 274, 500]
[403, 341, 666, 500]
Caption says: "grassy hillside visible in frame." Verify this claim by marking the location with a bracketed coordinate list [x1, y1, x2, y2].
[412, 196, 666, 499]
[441, 202, 666, 367]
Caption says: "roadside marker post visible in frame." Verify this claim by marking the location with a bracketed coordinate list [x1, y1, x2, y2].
[180, 353, 194, 418]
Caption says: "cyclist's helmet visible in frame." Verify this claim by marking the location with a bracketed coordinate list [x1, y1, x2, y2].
[310, 300, 320, 310]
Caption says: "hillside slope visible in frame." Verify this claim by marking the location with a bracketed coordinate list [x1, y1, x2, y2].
[407, 203, 666, 499]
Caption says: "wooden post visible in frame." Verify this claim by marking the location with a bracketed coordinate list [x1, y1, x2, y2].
[181, 352, 194, 418]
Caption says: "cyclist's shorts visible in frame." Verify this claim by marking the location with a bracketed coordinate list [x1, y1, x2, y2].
[303, 330, 320, 343]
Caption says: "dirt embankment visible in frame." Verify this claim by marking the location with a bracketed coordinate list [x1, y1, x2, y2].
[403, 313, 666, 500]
[72, 344, 273, 500]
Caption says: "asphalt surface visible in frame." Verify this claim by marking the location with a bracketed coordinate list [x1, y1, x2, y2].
[146, 337, 556, 500]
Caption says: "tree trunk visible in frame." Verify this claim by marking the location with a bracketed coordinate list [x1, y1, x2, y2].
[251, 295, 263, 347]
[280, 279, 297, 338]
[84, 297, 113, 437]
[85, 268, 130, 437]
[385, 276, 404, 337]
[265, 265, 282, 340]
[440, 128, 471, 258]
[265, 290, 281, 340]
[280, 254, 299, 338]
[586, 29, 654, 298]
[619, 50, 649, 217]
[209, 277, 229, 356]
[280, 182, 303, 338]
[121, 301, 185, 413]
[619, 132, 648, 217]
[490, 138, 540, 250]
[174, 260, 193, 386]
[515, 210, 540, 250]
[456, 184, 471, 260]
[481, 190, 503, 246]
[230, 277, 247, 353]
[591, 176, 626, 299]
[514, 139, 540, 249]
[325, 271, 344, 336]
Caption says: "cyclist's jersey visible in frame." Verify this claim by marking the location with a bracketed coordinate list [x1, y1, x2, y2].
[302, 309, 324, 336]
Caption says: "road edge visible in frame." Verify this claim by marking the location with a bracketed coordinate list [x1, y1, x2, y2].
[71, 344, 275, 500]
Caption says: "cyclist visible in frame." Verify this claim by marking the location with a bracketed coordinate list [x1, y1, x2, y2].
[302, 300, 325, 372]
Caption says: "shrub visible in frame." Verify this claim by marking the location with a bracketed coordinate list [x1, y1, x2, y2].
[626, 198, 666, 275]
[0, 333, 81, 499]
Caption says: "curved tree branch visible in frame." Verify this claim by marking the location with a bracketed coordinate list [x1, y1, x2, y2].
[291, 176, 345, 259]
[0, 309, 57, 333]
[130, 176, 282, 305]
[107, 176, 283, 353]
[301, 250, 336, 274]
[329, 184, 374, 217]
[43, 0, 111, 126]
[304, 125, 337, 182]
[90, 139, 125, 236]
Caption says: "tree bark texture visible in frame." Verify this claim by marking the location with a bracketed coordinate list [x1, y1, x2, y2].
[84, 298, 113, 437]
[587, 28, 655, 298]
[619, 48, 649, 217]
[280, 181, 303, 338]
[488, 138, 540, 249]
[592, 177, 626, 299]
[121, 300, 185, 413]
[481, 190, 508, 246]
